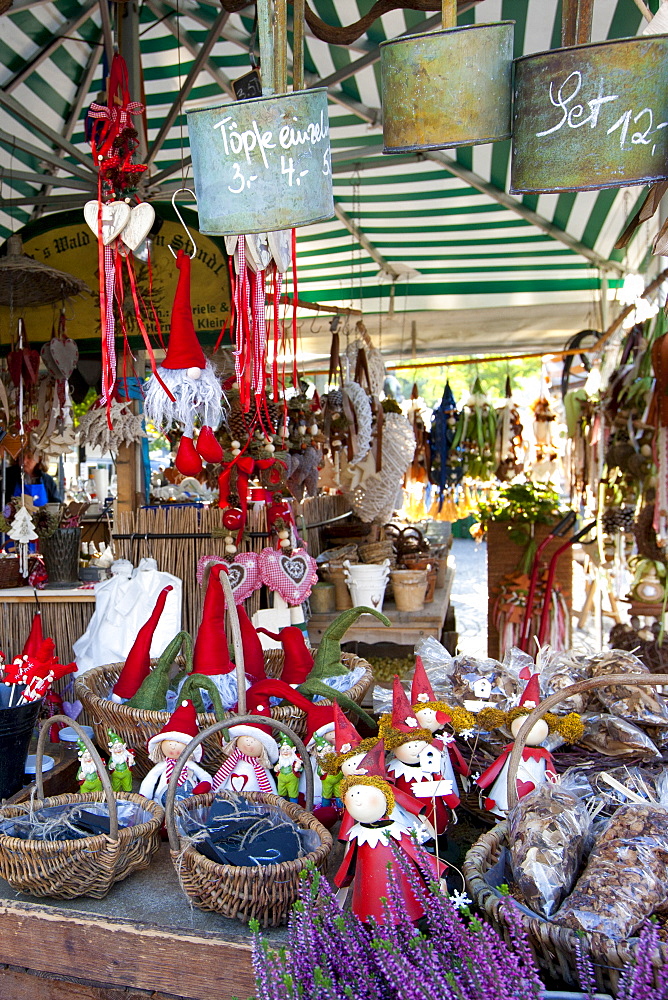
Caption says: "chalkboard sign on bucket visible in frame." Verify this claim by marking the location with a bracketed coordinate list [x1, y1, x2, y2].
[511, 34, 668, 193]
[380, 21, 514, 153]
[187, 89, 334, 236]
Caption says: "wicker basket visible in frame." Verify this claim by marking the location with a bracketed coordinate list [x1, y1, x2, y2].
[464, 672, 668, 994]
[0, 716, 163, 899]
[0, 556, 20, 589]
[76, 652, 373, 778]
[166, 716, 332, 926]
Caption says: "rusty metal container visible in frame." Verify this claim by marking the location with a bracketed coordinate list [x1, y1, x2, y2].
[187, 88, 333, 235]
[380, 22, 514, 153]
[511, 34, 668, 194]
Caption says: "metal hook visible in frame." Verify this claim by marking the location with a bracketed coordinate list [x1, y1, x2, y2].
[169, 188, 198, 259]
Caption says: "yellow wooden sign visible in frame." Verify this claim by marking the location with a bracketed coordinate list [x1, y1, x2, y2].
[0, 204, 231, 349]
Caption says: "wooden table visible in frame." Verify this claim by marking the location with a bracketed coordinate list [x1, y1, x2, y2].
[0, 587, 96, 663]
[307, 555, 455, 647]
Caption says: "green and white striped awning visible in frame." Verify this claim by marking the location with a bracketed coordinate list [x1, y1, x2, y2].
[0, 0, 663, 359]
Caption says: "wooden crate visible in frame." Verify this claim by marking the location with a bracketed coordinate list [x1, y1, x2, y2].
[486, 520, 572, 660]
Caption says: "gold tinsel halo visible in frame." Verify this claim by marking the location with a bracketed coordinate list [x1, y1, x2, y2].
[0, 235, 91, 307]
[322, 736, 379, 775]
[410, 700, 477, 734]
[339, 774, 395, 816]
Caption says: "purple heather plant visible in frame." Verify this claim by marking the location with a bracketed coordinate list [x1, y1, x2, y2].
[251, 844, 544, 1000]
[576, 921, 668, 1000]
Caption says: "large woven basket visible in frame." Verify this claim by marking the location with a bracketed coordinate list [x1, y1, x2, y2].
[0, 717, 163, 899]
[166, 716, 332, 926]
[464, 672, 668, 995]
[76, 651, 373, 779]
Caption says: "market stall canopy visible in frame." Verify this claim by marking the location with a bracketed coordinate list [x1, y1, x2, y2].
[0, 0, 661, 360]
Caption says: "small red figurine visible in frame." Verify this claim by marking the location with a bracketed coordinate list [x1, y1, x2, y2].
[334, 741, 446, 924]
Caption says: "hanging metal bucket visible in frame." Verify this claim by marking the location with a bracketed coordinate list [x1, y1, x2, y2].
[380, 22, 514, 153]
[187, 88, 334, 235]
[511, 34, 668, 194]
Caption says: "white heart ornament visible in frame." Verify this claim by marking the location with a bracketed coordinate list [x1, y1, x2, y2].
[83, 200, 131, 246]
[121, 203, 155, 252]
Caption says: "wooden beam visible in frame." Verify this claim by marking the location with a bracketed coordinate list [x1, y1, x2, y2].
[0, 129, 96, 182]
[0, 91, 98, 175]
[145, 0, 235, 98]
[0, 171, 96, 191]
[98, 0, 115, 68]
[421, 150, 629, 275]
[333, 202, 400, 279]
[2, 3, 97, 94]
[147, 8, 231, 165]
[0, 900, 255, 1000]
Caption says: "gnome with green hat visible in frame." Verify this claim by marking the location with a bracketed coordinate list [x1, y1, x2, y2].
[77, 740, 103, 793]
[274, 733, 303, 802]
[107, 729, 135, 793]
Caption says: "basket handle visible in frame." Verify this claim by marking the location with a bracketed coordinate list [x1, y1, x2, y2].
[506, 672, 668, 810]
[218, 565, 246, 715]
[164, 714, 315, 851]
[35, 714, 119, 841]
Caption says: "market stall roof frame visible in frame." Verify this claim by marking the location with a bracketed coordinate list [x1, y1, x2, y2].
[0, 0, 663, 359]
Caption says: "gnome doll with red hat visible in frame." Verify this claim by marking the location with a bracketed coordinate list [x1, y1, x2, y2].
[324, 702, 428, 843]
[138, 699, 212, 806]
[144, 249, 225, 476]
[110, 585, 173, 703]
[411, 656, 469, 790]
[475, 672, 556, 819]
[382, 676, 459, 839]
[185, 563, 249, 711]
[211, 700, 279, 795]
[333, 740, 446, 925]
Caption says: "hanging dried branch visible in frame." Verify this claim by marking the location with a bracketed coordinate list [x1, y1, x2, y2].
[218, 0, 484, 45]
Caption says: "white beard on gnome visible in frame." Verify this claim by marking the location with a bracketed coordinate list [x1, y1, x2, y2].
[144, 362, 223, 436]
[143, 249, 226, 474]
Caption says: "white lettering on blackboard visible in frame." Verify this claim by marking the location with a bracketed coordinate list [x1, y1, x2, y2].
[212, 109, 330, 195]
[536, 70, 668, 153]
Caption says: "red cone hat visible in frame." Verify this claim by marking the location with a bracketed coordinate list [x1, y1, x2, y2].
[162, 250, 206, 371]
[355, 740, 387, 780]
[193, 565, 234, 676]
[257, 626, 313, 685]
[411, 655, 436, 707]
[333, 701, 362, 754]
[245, 689, 278, 736]
[390, 675, 422, 734]
[519, 673, 541, 709]
[22, 612, 44, 659]
[147, 698, 202, 761]
[237, 604, 267, 682]
[112, 585, 174, 699]
[304, 703, 335, 746]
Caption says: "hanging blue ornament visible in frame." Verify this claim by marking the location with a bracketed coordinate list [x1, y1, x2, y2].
[429, 381, 462, 508]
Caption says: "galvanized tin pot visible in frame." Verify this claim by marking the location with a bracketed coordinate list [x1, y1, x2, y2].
[187, 88, 334, 235]
[511, 34, 668, 194]
[380, 22, 514, 153]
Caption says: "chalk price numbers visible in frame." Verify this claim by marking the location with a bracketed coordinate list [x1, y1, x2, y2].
[213, 110, 331, 195]
[536, 70, 668, 155]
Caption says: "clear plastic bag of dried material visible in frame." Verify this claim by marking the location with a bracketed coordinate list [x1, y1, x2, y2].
[587, 649, 668, 728]
[540, 648, 591, 714]
[579, 712, 662, 759]
[508, 771, 593, 917]
[554, 797, 668, 940]
[591, 766, 661, 816]
[449, 652, 521, 713]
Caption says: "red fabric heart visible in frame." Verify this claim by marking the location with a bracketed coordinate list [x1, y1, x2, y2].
[175, 435, 203, 476]
[516, 779, 535, 799]
[230, 773, 248, 792]
[196, 425, 223, 464]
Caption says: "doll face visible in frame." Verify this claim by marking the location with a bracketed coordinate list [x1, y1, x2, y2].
[341, 752, 365, 776]
[323, 730, 335, 746]
[510, 716, 548, 745]
[415, 707, 439, 732]
[394, 739, 429, 764]
[161, 739, 187, 760]
[237, 734, 264, 757]
[344, 784, 387, 824]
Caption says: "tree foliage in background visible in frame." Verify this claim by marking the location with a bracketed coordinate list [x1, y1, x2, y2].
[391, 358, 542, 409]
